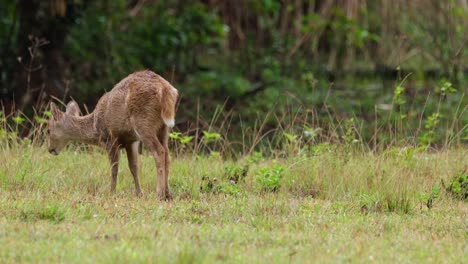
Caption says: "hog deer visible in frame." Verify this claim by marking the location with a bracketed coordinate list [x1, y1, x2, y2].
[47, 70, 178, 200]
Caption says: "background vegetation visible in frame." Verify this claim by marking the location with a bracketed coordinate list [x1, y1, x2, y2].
[0, 1, 467, 262]
[0, 0, 467, 148]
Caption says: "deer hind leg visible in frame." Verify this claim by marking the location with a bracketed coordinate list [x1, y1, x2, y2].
[107, 140, 121, 193]
[133, 123, 172, 201]
[126, 141, 142, 197]
[158, 126, 171, 196]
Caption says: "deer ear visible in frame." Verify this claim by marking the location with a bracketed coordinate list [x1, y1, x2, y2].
[50, 102, 63, 121]
[66, 101, 81, 117]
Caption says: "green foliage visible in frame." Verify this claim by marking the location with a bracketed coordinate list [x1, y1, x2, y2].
[12, 116, 25, 125]
[199, 173, 242, 196]
[224, 163, 249, 184]
[0, 0, 466, 149]
[393, 85, 406, 106]
[342, 118, 360, 145]
[384, 193, 411, 214]
[202, 131, 222, 143]
[0, 111, 6, 123]
[438, 81, 457, 97]
[169, 132, 193, 145]
[21, 203, 66, 223]
[63, 1, 226, 97]
[420, 113, 442, 146]
[310, 143, 333, 156]
[302, 125, 321, 142]
[34, 115, 47, 124]
[419, 186, 441, 209]
[359, 194, 381, 213]
[283, 132, 298, 143]
[444, 172, 467, 201]
[256, 164, 285, 192]
[246, 151, 265, 164]
[199, 175, 217, 193]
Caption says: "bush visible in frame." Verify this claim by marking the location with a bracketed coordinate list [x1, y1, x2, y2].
[256, 164, 285, 192]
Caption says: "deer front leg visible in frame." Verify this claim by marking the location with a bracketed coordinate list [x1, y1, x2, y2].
[125, 141, 142, 196]
[107, 143, 121, 193]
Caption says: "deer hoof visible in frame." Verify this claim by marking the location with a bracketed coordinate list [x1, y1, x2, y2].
[157, 191, 172, 201]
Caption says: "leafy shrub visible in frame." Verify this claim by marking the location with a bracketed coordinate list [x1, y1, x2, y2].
[246, 151, 265, 164]
[199, 174, 242, 196]
[256, 164, 285, 192]
[418, 186, 441, 209]
[224, 164, 249, 184]
[202, 131, 222, 143]
[444, 172, 468, 201]
[200, 175, 217, 193]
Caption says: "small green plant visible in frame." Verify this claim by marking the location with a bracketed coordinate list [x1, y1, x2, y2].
[342, 118, 360, 145]
[21, 204, 66, 223]
[283, 131, 302, 155]
[209, 151, 221, 159]
[393, 85, 408, 120]
[359, 194, 381, 213]
[200, 175, 217, 193]
[310, 142, 333, 156]
[169, 132, 181, 139]
[169, 132, 194, 144]
[199, 173, 242, 196]
[169, 132, 194, 154]
[219, 182, 242, 196]
[438, 81, 457, 97]
[256, 164, 285, 192]
[384, 194, 411, 214]
[303, 125, 321, 141]
[38, 204, 66, 223]
[393, 85, 406, 106]
[420, 113, 442, 146]
[0, 111, 6, 123]
[283, 132, 298, 143]
[443, 172, 467, 201]
[247, 151, 265, 164]
[12, 116, 25, 125]
[202, 130, 222, 143]
[0, 128, 6, 140]
[225, 163, 249, 184]
[419, 186, 441, 209]
[34, 115, 48, 124]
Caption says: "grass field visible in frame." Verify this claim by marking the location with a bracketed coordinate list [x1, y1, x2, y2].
[0, 141, 467, 263]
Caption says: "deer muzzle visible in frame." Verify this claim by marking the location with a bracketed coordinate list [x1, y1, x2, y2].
[48, 149, 58, 155]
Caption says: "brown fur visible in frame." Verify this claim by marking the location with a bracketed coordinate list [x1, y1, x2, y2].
[47, 70, 179, 200]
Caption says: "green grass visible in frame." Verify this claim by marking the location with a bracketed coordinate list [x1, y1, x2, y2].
[0, 142, 467, 263]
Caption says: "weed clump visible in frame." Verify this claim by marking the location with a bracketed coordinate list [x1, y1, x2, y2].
[444, 171, 467, 201]
[256, 164, 285, 192]
[224, 163, 249, 184]
[20, 204, 66, 223]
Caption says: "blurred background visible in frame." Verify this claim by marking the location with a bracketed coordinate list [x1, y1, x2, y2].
[0, 0, 467, 148]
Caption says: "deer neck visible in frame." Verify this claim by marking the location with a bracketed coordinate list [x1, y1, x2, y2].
[64, 113, 100, 145]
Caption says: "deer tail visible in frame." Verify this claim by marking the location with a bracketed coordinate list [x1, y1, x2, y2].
[161, 84, 178, 128]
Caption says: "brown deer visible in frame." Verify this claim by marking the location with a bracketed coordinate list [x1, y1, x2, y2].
[47, 70, 179, 200]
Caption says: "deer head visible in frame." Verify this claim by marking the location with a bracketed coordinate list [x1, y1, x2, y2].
[47, 101, 81, 155]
